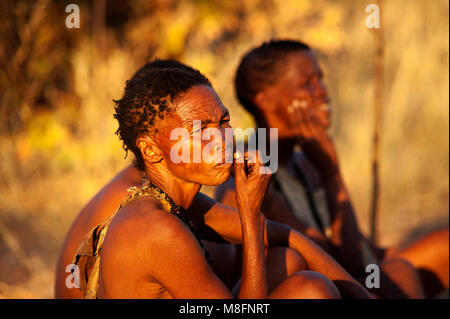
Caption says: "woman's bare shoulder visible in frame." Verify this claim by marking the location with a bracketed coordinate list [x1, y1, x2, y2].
[106, 197, 195, 255]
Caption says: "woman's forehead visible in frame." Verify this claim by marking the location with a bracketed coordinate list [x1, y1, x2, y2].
[288, 51, 320, 76]
[174, 85, 228, 125]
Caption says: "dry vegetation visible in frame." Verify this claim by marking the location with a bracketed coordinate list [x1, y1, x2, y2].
[0, 0, 448, 298]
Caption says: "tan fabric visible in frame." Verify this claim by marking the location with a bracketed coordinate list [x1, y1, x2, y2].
[71, 217, 112, 299]
[71, 183, 175, 299]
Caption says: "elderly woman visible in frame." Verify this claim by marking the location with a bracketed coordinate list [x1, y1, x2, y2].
[55, 60, 242, 298]
[70, 61, 371, 299]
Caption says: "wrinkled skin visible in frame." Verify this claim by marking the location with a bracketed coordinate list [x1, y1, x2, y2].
[216, 49, 448, 298]
[55, 84, 347, 299]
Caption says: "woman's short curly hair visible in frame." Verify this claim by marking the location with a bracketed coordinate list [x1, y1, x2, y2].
[113, 60, 212, 171]
[235, 39, 310, 116]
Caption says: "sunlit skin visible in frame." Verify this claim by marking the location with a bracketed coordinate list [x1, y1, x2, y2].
[55, 84, 373, 298]
[217, 49, 449, 298]
[54, 85, 295, 297]
[95, 85, 345, 298]
[54, 163, 318, 298]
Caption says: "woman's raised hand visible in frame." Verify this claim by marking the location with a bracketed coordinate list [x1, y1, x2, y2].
[234, 150, 272, 217]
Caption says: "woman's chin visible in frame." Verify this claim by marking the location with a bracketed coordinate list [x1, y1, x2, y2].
[203, 166, 232, 186]
[316, 110, 332, 129]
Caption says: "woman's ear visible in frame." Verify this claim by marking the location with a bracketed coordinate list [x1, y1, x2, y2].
[136, 136, 163, 164]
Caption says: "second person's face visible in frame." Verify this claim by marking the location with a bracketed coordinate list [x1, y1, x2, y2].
[269, 50, 332, 131]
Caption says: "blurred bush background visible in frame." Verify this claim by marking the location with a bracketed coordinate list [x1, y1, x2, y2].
[0, 0, 448, 298]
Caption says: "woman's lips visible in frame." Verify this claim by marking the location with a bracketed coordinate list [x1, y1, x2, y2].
[214, 149, 234, 168]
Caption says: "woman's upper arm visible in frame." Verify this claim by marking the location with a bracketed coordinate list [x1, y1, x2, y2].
[145, 212, 233, 299]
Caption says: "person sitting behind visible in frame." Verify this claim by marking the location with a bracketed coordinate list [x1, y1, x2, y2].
[215, 39, 448, 298]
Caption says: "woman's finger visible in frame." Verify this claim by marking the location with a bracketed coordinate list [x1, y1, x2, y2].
[234, 151, 247, 180]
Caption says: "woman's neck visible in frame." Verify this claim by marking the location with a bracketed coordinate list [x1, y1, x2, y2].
[144, 162, 201, 209]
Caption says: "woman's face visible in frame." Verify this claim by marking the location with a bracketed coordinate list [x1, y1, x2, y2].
[264, 50, 331, 134]
[152, 85, 234, 186]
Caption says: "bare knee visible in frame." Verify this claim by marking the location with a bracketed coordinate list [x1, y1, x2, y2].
[430, 227, 449, 241]
[290, 271, 341, 299]
[382, 257, 420, 281]
[270, 271, 341, 299]
[381, 258, 424, 299]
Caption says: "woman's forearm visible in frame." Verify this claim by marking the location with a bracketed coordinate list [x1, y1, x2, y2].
[238, 210, 267, 299]
[322, 171, 377, 275]
[265, 220, 373, 299]
[199, 197, 372, 298]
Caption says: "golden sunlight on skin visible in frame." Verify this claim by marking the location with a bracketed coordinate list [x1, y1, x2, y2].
[1, 1, 447, 300]
[93, 84, 350, 299]
[216, 43, 448, 298]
